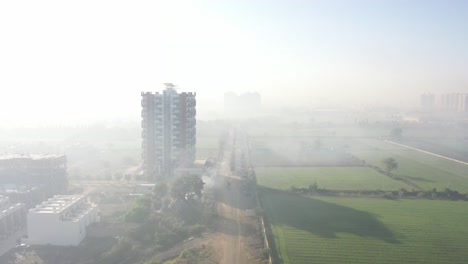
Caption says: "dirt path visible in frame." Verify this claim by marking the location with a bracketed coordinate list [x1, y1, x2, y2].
[215, 129, 259, 264]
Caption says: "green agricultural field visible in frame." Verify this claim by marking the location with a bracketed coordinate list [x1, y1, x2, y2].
[260, 188, 468, 264]
[247, 124, 389, 138]
[349, 138, 468, 192]
[256, 167, 407, 191]
[399, 137, 468, 162]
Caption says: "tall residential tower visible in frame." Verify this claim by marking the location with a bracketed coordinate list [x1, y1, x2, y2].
[141, 83, 196, 179]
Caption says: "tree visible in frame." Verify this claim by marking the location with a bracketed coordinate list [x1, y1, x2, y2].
[154, 183, 168, 199]
[309, 179, 319, 192]
[390, 128, 403, 139]
[382, 158, 398, 175]
[151, 183, 168, 210]
[171, 175, 205, 202]
[125, 197, 151, 223]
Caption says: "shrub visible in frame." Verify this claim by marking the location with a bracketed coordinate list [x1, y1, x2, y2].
[383, 192, 395, 200]
[262, 248, 271, 260]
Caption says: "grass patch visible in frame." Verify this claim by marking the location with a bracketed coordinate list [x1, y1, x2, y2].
[164, 245, 213, 264]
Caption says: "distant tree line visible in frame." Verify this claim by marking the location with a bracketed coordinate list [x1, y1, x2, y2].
[289, 185, 468, 201]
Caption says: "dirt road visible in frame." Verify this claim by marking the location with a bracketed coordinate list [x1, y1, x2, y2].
[215, 130, 259, 264]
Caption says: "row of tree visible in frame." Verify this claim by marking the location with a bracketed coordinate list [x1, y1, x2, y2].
[289, 184, 468, 201]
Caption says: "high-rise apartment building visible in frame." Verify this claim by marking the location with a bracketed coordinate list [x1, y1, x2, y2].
[141, 83, 196, 179]
[440, 93, 468, 113]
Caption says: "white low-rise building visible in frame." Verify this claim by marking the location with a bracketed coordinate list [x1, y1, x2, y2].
[25, 195, 98, 246]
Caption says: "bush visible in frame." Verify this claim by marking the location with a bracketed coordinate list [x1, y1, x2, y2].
[125, 196, 151, 223]
[187, 224, 205, 237]
[125, 204, 150, 223]
[398, 188, 408, 198]
[383, 192, 395, 200]
[262, 248, 271, 260]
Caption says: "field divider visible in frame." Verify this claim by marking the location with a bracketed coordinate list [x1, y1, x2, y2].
[256, 186, 274, 264]
[383, 140, 468, 166]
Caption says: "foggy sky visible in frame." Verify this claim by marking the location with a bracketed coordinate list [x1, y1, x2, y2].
[1, 0, 467, 125]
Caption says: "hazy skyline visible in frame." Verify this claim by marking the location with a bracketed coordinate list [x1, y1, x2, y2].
[1, 0, 467, 125]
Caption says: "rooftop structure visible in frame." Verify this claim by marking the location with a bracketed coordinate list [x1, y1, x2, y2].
[141, 83, 197, 179]
[25, 195, 98, 246]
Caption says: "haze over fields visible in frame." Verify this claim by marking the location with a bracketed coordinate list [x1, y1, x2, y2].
[1, 1, 468, 263]
[1, 0, 468, 125]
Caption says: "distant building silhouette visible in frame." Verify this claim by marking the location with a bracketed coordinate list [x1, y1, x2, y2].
[141, 83, 196, 179]
[0, 154, 67, 206]
[439, 93, 468, 113]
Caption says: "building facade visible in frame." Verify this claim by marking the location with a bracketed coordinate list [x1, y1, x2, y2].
[25, 195, 98, 246]
[440, 93, 468, 113]
[0, 154, 68, 197]
[141, 83, 196, 178]
[0, 195, 26, 240]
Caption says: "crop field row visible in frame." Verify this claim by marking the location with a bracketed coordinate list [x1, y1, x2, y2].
[256, 167, 407, 191]
[349, 138, 468, 192]
[251, 135, 468, 192]
[250, 136, 363, 167]
[399, 137, 468, 162]
[247, 125, 390, 138]
[260, 188, 468, 264]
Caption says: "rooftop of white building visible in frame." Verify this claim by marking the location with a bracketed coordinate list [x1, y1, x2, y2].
[29, 195, 97, 223]
[29, 195, 85, 214]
